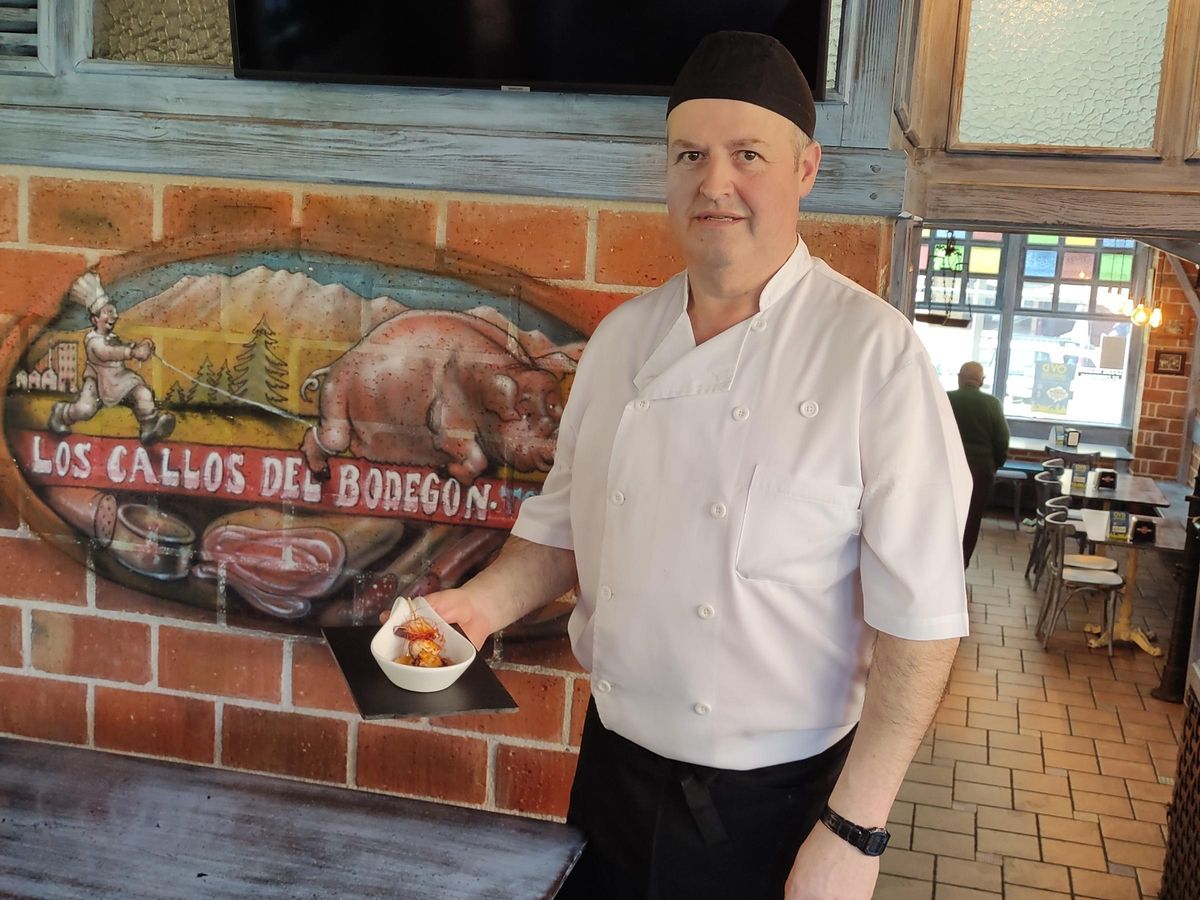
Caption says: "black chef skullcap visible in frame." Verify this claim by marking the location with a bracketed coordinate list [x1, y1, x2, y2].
[667, 31, 816, 138]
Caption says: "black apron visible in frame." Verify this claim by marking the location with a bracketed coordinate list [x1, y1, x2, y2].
[558, 699, 855, 900]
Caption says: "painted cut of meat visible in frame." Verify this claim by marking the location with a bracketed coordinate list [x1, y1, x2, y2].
[194, 525, 346, 619]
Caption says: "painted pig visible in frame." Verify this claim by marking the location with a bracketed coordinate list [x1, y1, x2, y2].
[300, 310, 564, 484]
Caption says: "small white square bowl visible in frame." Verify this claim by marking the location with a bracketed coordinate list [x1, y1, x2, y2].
[370, 596, 476, 693]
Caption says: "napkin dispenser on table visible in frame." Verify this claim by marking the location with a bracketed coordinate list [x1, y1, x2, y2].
[1097, 469, 1118, 489]
[1130, 517, 1157, 545]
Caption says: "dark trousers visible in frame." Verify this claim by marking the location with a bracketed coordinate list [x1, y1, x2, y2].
[557, 700, 854, 900]
[963, 459, 995, 567]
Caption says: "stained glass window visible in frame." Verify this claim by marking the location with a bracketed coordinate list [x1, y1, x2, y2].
[913, 230, 1146, 428]
[969, 246, 1002, 276]
[1025, 251, 1058, 278]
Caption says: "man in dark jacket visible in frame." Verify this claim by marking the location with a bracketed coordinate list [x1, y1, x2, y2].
[947, 361, 1009, 566]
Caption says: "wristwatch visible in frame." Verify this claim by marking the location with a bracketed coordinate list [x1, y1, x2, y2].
[819, 806, 890, 856]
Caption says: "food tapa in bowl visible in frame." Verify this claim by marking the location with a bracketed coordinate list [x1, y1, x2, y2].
[371, 596, 476, 693]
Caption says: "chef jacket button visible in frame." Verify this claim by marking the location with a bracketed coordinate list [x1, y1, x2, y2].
[731, 406, 750, 421]
[800, 400, 819, 418]
[611, 490, 626, 506]
[693, 702, 711, 716]
[697, 604, 715, 619]
[750, 317, 767, 332]
[636, 399, 650, 411]
[709, 502, 727, 519]
[599, 585, 613, 601]
[595, 679, 612, 694]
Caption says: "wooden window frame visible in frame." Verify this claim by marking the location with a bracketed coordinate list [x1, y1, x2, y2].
[0, 0, 909, 214]
[947, 0, 1200, 160]
[897, 0, 1200, 236]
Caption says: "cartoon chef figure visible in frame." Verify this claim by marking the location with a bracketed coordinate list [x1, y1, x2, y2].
[48, 272, 175, 445]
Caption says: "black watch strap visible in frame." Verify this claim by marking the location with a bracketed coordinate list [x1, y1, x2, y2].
[819, 806, 890, 856]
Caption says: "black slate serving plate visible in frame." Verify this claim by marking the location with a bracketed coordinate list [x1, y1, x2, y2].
[322, 625, 517, 719]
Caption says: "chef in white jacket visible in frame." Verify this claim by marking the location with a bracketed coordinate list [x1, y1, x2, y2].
[416, 31, 973, 900]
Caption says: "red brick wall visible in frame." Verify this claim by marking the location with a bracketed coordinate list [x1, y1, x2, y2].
[1131, 255, 1198, 480]
[0, 165, 893, 820]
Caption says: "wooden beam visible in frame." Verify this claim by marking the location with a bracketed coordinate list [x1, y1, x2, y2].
[922, 183, 1200, 236]
[912, 152, 1200, 194]
[896, 0, 961, 150]
[908, 152, 1200, 235]
[0, 105, 908, 214]
[1156, 0, 1200, 163]
[888, 217, 920, 313]
[1143, 238, 1200, 268]
[840, 0, 902, 148]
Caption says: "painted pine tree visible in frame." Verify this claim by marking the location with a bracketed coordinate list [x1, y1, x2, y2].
[163, 381, 191, 407]
[230, 317, 287, 407]
[193, 356, 220, 406]
[211, 362, 234, 406]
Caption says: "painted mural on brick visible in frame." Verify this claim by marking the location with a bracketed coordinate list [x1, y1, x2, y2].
[3, 251, 583, 629]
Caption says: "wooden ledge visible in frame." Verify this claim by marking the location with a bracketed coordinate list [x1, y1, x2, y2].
[0, 736, 583, 899]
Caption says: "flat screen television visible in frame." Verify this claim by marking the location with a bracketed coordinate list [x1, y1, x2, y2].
[228, 1, 833, 101]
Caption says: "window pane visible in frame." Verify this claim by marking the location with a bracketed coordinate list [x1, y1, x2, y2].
[914, 315, 1003, 393]
[968, 246, 1001, 276]
[918, 244, 929, 271]
[1003, 317, 1133, 426]
[1020, 281, 1054, 310]
[958, 0, 1170, 148]
[965, 277, 999, 307]
[1025, 250, 1058, 277]
[1058, 283, 1092, 313]
[1102, 238, 1136, 248]
[1096, 285, 1131, 316]
[931, 242, 962, 274]
[1061, 252, 1095, 281]
[930, 276, 963, 306]
[973, 232, 1004, 241]
[827, 0, 844, 92]
[1028, 235, 1060, 245]
[94, 0, 232, 64]
[1099, 253, 1133, 281]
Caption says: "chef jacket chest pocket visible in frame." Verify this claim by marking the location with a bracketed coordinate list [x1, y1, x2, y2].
[734, 466, 863, 588]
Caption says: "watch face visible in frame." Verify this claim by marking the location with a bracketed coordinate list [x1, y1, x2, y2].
[863, 829, 890, 856]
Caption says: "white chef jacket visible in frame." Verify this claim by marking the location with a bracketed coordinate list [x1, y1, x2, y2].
[512, 238, 972, 770]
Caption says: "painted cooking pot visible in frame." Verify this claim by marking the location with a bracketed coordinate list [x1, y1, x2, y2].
[110, 504, 197, 581]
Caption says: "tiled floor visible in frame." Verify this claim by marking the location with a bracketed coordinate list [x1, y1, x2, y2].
[879, 494, 1187, 899]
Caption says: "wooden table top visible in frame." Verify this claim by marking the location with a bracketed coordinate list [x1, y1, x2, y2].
[1058, 470, 1170, 509]
[1078, 508, 1186, 553]
[0, 737, 584, 899]
[1011, 436, 1134, 461]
